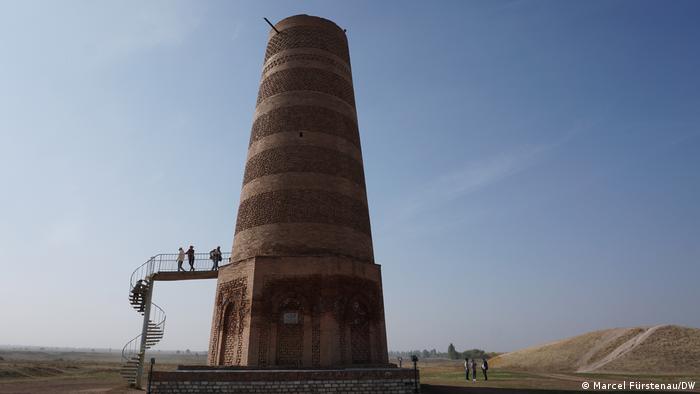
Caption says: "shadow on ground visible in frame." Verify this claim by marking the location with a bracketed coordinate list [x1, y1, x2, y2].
[422, 385, 575, 394]
[421, 384, 689, 394]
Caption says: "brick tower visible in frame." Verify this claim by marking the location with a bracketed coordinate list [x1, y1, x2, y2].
[207, 15, 389, 368]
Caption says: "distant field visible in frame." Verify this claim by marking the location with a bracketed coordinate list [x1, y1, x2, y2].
[0, 349, 206, 393]
[1, 350, 698, 393]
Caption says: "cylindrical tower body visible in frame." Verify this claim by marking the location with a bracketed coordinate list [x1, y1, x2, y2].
[233, 14, 373, 264]
[208, 15, 388, 368]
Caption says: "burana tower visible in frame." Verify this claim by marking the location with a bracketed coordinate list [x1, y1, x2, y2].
[207, 15, 389, 368]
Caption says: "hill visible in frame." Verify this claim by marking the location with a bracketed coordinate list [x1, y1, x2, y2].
[490, 325, 700, 374]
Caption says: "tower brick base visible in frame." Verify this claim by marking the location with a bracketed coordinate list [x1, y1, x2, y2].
[207, 256, 389, 368]
[150, 368, 418, 394]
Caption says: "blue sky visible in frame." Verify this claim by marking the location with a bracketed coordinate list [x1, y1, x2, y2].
[1, 0, 698, 353]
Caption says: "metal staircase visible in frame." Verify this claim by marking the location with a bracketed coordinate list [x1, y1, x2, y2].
[121, 252, 230, 388]
[120, 278, 165, 386]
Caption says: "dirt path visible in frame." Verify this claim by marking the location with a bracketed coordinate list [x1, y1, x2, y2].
[577, 325, 666, 373]
[0, 376, 139, 394]
[575, 328, 631, 370]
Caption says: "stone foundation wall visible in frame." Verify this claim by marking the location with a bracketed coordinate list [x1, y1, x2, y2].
[150, 368, 418, 394]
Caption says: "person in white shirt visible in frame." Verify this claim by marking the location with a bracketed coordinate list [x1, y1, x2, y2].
[471, 359, 477, 382]
[177, 247, 186, 272]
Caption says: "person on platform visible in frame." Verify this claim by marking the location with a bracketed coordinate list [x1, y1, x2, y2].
[481, 358, 489, 381]
[471, 358, 477, 382]
[177, 247, 186, 272]
[210, 246, 222, 271]
[186, 245, 195, 271]
[464, 358, 470, 381]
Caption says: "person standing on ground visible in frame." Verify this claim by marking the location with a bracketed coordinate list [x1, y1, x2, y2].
[464, 358, 470, 381]
[177, 247, 186, 272]
[481, 358, 489, 381]
[186, 245, 195, 271]
[471, 358, 477, 382]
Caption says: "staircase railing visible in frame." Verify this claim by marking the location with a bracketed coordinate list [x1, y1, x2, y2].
[121, 252, 230, 388]
[129, 252, 233, 290]
[121, 302, 166, 364]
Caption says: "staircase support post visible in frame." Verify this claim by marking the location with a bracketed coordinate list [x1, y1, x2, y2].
[135, 278, 154, 388]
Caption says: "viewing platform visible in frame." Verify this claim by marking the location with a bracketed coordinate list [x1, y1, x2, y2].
[121, 252, 231, 387]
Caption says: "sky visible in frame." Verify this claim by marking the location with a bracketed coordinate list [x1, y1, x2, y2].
[0, 0, 698, 353]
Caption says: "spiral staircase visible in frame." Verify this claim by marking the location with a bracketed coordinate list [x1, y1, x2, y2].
[120, 252, 230, 388]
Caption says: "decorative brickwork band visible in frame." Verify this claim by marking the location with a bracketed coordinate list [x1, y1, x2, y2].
[242, 145, 366, 187]
[235, 189, 371, 236]
[232, 224, 374, 263]
[250, 105, 360, 148]
[257, 68, 356, 107]
[264, 25, 350, 64]
[263, 51, 352, 78]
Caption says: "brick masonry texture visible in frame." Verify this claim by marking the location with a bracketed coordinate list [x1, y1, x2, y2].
[262, 52, 351, 78]
[252, 271, 386, 366]
[151, 368, 417, 394]
[264, 25, 350, 64]
[247, 131, 363, 167]
[151, 379, 416, 394]
[256, 67, 356, 106]
[240, 173, 368, 206]
[250, 105, 360, 147]
[231, 223, 374, 263]
[209, 257, 387, 367]
[208, 278, 249, 366]
[242, 145, 366, 187]
[235, 189, 371, 236]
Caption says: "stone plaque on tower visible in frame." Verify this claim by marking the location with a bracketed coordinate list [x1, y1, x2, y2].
[207, 14, 389, 368]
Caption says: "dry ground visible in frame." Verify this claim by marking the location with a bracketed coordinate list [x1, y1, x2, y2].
[415, 358, 700, 393]
[1, 350, 698, 393]
[491, 325, 700, 374]
[0, 349, 206, 393]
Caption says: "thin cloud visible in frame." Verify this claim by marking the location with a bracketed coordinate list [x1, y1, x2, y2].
[82, 2, 204, 66]
[395, 120, 593, 219]
[400, 144, 551, 217]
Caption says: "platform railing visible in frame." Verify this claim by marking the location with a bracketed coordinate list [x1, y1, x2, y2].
[129, 252, 232, 290]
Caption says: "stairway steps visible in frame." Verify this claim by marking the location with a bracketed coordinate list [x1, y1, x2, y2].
[122, 272, 163, 387]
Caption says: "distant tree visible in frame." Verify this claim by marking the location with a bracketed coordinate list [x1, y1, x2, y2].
[186, 349, 191, 354]
[447, 343, 458, 360]
[422, 349, 430, 359]
[461, 348, 486, 359]
[176, 350, 181, 354]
